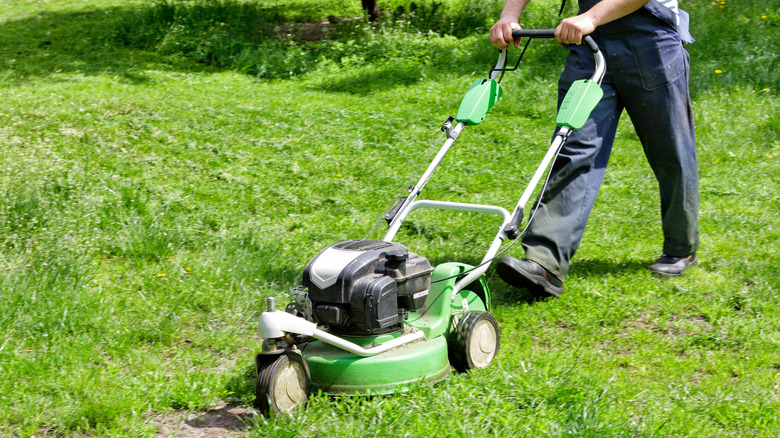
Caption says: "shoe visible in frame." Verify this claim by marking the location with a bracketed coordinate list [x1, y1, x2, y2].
[496, 256, 564, 297]
[649, 253, 697, 277]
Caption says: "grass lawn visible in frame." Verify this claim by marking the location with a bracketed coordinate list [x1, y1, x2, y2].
[0, 0, 778, 436]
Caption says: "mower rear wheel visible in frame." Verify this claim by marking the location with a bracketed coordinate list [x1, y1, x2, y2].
[255, 352, 311, 416]
[448, 311, 500, 372]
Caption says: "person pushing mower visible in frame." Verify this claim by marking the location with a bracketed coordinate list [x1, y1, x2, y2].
[490, 0, 699, 297]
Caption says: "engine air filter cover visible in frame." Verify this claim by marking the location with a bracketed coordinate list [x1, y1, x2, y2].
[301, 240, 433, 335]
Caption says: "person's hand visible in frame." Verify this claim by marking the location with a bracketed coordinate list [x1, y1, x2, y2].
[489, 18, 522, 50]
[554, 14, 597, 45]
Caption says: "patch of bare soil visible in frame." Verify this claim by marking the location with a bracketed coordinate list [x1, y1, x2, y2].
[626, 313, 714, 336]
[155, 401, 254, 438]
[278, 16, 364, 41]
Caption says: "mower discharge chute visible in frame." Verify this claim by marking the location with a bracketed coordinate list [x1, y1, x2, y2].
[254, 30, 606, 416]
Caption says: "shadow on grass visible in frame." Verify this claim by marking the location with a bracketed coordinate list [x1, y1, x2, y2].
[0, 1, 496, 91]
[154, 400, 254, 436]
[489, 258, 651, 305]
[570, 258, 650, 278]
[0, 7, 204, 86]
[0, 2, 344, 84]
[0, 3, 350, 84]
[490, 279, 555, 306]
[315, 63, 428, 95]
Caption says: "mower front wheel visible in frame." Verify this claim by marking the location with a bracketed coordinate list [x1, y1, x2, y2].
[254, 351, 311, 416]
[448, 311, 500, 372]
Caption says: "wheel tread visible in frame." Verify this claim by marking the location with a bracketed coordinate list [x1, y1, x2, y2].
[254, 352, 311, 416]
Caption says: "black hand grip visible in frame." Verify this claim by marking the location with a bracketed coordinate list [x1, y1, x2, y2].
[511, 29, 555, 39]
[581, 36, 599, 54]
[511, 29, 600, 54]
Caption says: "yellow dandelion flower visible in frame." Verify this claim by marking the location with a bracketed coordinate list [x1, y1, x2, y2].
[762, 88, 770, 92]
[157, 273, 167, 277]
[715, 69, 723, 74]
[761, 15, 767, 19]
[185, 266, 192, 272]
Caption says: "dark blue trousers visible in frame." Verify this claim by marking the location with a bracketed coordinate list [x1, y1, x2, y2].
[521, 10, 699, 281]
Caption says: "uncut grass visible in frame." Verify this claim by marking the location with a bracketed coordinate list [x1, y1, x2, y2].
[1, 0, 778, 436]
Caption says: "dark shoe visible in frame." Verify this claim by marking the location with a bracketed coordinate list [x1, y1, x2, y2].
[496, 256, 564, 297]
[649, 253, 697, 277]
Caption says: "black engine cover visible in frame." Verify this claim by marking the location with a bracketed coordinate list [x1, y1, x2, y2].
[302, 240, 433, 335]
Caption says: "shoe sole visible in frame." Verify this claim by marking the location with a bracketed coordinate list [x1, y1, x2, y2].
[497, 258, 563, 297]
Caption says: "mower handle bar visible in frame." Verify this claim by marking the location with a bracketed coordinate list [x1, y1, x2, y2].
[511, 29, 600, 54]
[490, 29, 604, 84]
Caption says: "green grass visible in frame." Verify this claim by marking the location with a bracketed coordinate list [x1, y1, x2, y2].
[0, 0, 778, 436]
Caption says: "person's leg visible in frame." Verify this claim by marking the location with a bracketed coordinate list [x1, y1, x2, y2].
[617, 30, 699, 260]
[519, 43, 624, 282]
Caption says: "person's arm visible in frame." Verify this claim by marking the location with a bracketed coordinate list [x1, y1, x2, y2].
[489, 0, 532, 49]
[555, 0, 651, 44]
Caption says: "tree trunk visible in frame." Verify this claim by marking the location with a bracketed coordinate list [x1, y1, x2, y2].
[362, 0, 379, 22]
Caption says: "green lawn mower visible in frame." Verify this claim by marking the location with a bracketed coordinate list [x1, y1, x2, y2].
[254, 30, 606, 416]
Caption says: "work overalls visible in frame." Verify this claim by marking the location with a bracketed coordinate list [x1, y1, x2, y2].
[522, 0, 699, 281]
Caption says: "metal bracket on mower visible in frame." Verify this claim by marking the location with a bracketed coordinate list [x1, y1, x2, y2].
[441, 116, 455, 134]
[258, 307, 317, 339]
[258, 308, 425, 357]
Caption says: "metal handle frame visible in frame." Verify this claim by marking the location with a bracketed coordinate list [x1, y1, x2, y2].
[382, 32, 605, 299]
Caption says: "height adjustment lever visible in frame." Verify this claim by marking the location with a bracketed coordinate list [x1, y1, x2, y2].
[503, 208, 524, 240]
[441, 116, 455, 134]
[385, 196, 409, 224]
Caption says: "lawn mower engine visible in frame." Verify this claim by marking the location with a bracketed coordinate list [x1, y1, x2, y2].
[292, 239, 434, 336]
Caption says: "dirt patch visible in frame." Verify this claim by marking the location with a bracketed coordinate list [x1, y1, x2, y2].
[626, 313, 714, 337]
[278, 16, 363, 41]
[625, 313, 655, 331]
[155, 402, 254, 438]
